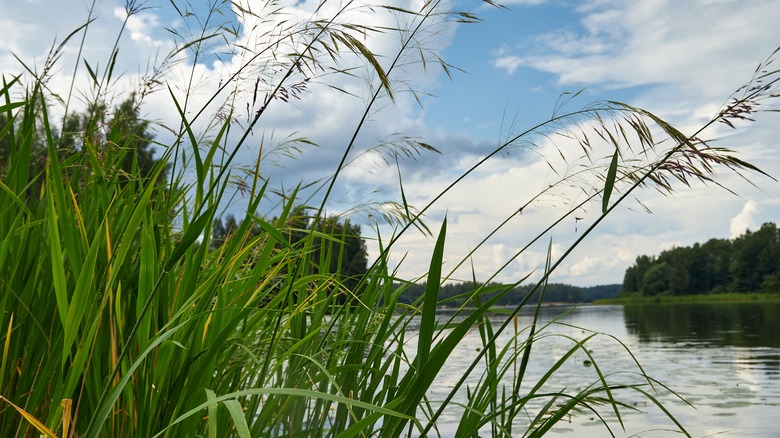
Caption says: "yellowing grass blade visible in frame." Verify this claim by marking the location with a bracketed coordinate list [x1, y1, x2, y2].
[68, 186, 88, 245]
[1, 314, 12, 392]
[62, 398, 72, 438]
[0, 396, 59, 438]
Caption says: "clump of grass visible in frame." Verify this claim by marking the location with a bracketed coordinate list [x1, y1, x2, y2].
[0, 1, 778, 437]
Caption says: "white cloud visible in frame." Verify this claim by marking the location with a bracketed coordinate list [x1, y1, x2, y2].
[476, 0, 780, 286]
[493, 0, 780, 100]
[0, 0, 456, 156]
[492, 55, 523, 75]
[3, 0, 779, 288]
[501, 0, 547, 4]
[114, 7, 168, 48]
[730, 201, 760, 238]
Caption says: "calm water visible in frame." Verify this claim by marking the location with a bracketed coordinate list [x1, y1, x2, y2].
[406, 302, 780, 437]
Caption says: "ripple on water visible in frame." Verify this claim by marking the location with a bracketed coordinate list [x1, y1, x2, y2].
[690, 379, 724, 387]
[716, 386, 756, 399]
[708, 400, 754, 409]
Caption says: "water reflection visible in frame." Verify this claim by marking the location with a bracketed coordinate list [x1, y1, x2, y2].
[585, 303, 780, 436]
[624, 301, 780, 393]
[623, 302, 780, 348]
[415, 304, 780, 436]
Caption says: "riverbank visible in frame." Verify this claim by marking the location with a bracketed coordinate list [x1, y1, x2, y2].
[596, 292, 780, 305]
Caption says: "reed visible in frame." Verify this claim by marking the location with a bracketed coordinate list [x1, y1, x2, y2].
[0, 1, 777, 436]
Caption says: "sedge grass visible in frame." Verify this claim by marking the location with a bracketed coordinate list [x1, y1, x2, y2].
[1, 1, 779, 437]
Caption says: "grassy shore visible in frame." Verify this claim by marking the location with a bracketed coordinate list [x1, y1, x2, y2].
[596, 292, 780, 305]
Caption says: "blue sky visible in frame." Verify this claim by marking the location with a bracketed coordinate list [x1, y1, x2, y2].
[2, 0, 779, 286]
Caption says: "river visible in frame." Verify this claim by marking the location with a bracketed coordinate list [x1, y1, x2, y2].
[405, 302, 780, 437]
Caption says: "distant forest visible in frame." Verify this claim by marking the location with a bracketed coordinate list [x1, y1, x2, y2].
[397, 282, 622, 307]
[623, 222, 780, 296]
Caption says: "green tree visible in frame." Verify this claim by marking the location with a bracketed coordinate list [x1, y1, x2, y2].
[310, 216, 369, 295]
[212, 209, 369, 294]
[1, 95, 167, 190]
[623, 265, 639, 293]
[761, 274, 779, 293]
[685, 243, 708, 294]
[754, 223, 780, 283]
[60, 95, 167, 182]
[642, 262, 671, 296]
[656, 247, 690, 295]
[211, 214, 240, 249]
[622, 223, 780, 296]
[729, 226, 774, 292]
[704, 237, 732, 292]
[623, 255, 652, 294]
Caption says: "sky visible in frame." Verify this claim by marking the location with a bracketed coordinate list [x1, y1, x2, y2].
[2, 0, 779, 287]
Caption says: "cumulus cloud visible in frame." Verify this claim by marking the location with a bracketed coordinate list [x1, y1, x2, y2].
[730, 202, 760, 238]
[114, 7, 169, 48]
[3, 0, 779, 287]
[479, 0, 780, 285]
[492, 0, 780, 101]
[0, 0, 460, 177]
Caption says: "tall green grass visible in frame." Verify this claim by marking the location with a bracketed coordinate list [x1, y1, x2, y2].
[1, 1, 778, 436]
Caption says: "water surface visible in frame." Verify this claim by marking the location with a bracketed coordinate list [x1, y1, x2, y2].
[409, 302, 780, 437]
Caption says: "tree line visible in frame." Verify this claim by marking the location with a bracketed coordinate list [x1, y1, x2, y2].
[623, 222, 780, 296]
[397, 281, 621, 306]
[212, 209, 369, 296]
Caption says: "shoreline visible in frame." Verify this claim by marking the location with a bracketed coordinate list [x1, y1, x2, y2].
[595, 292, 780, 305]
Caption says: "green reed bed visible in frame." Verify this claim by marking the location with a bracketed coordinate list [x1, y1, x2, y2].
[600, 292, 780, 305]
[1, 1, 779, 437]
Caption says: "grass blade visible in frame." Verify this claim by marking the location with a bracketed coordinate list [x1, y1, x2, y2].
[205, 390, 218, 438]
[417, 217, 446, 367]
[223, 399, 251, 438]
[602, 148, 619, 213]
[0, 396, 59, 438]
[0, 314, 12, 393]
